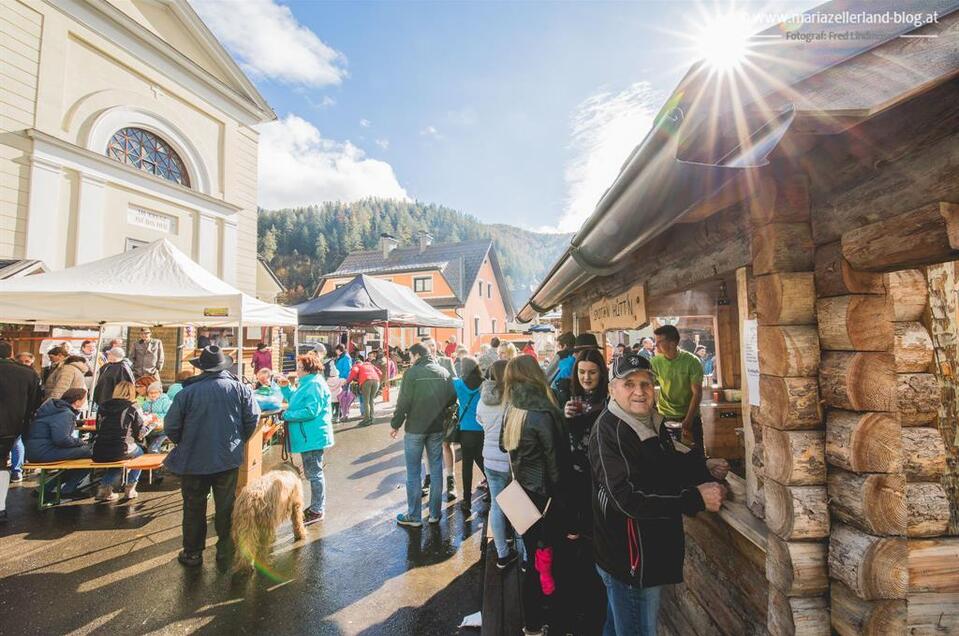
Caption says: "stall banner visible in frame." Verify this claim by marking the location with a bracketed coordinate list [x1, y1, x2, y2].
[589, 283, 647, 332]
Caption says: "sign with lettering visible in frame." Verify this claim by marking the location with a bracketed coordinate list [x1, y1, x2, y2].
[127, 206, 177, 234]
[743, 319, 761, 406]
[589, 283, 647, 332]
[203, 307, 229, 317]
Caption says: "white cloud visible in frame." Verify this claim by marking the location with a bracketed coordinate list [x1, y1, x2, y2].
[558, 82, 659, 233]
[190, 0, 347, 87]
[420, 125, 442, 140]
[374, 138, 390, 150]
[257, 114, 409, 208]
[359, 118, 371, 128]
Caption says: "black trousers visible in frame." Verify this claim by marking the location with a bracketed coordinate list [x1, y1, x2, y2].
[180, 468, 239, 556]
[458, 430, 485, 500]
[0, 436, 14, 469]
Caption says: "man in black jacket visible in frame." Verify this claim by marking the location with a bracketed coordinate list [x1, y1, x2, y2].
[0, 340, 43, 521]
[588, 354, 727, 635]
[390, 343, 456, 527]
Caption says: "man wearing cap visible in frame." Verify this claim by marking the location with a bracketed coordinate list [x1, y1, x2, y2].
[93, 347, 135, 407]
[589, 354, 728, 635]
[164, 346, 260, 568]
[131, 328, 164, 378]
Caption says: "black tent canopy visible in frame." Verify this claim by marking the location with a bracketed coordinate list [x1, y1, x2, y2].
[294, 274, 463, 328]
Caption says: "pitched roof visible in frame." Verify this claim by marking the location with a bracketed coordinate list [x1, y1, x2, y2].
[320, 239, 515, 318]
[0, 259, 47, 280]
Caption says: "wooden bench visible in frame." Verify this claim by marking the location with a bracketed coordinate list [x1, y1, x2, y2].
[23, 453, 168, 509]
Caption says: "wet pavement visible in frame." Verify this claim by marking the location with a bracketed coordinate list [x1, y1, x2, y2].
[0, 399, 486, 635]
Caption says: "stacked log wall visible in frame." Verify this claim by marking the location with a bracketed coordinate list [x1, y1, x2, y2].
[816, 238, 956, 631]
[752, 173, 830, 635]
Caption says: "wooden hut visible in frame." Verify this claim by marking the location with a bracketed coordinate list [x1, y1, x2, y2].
[518, 5, 958, 634]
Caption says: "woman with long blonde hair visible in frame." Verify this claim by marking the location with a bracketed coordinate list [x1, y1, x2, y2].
[501, 355, 572, 636]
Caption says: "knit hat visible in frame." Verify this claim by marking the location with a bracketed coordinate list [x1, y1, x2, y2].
[147, 381, 163, 393]
[107, 347, 125, 360]
[459, 356, 479, 379]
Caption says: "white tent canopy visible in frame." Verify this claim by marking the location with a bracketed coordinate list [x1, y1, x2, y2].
[0, 239, 297, 327]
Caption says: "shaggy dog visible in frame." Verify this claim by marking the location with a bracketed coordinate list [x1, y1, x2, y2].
[231, 466, 307, 572]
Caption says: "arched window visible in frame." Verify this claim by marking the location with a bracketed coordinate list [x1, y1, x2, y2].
[105, 127, 191, 187]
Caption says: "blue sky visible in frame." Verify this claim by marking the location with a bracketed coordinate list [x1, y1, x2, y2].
[192, 0, 815, 232]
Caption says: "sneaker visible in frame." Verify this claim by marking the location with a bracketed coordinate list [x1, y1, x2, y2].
[123, 484, 138, 500]
[496, 550, 519, 570]
[446, 476, 457, 500]
[304, 509, 325, 524]
[10, 473, 22, 483]
[95, 486, 118, 502]
[177, 551, 203, 567]
[428, 516, 440, 525]
[396, 513, 422, 528]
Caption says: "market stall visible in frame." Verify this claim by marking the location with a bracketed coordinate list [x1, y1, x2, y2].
[294, 274, 462, 398]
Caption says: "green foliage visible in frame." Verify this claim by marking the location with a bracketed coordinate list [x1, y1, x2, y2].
[258, 198, 571, 303]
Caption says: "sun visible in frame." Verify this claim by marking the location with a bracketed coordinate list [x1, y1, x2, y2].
[693, 11, 754, 72]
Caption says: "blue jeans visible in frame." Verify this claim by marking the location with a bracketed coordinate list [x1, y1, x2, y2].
[10, 437, 24, 478]
[404, 431, 443, 520]
[301, 449, 326, 514]
[485, 467, 527, 561]
[101, 445, 144, 488]
[596, 565, 662, 636]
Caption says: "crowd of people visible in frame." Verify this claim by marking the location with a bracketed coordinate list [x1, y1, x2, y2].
[1, 324, 729, 634]
[385, 326, 729, 636]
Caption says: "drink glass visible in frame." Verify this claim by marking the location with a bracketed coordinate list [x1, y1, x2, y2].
[665, 421, 683, 443]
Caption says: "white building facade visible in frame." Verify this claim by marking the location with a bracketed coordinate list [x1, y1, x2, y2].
[1, 0, 274, 293]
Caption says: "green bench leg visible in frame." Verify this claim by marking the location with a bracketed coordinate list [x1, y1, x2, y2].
[37, 470, 63, 510]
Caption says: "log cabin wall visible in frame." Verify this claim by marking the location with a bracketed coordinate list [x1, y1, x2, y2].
[803, 78, 959, 633]
[748, 171, 831, 635]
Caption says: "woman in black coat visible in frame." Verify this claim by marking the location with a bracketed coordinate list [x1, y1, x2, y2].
[501, 355, 573, 636]
[558, 348, 610, 635]
[93, 381, 145, 502]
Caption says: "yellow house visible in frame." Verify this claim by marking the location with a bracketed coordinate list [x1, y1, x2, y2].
[0, 0, 275, 294]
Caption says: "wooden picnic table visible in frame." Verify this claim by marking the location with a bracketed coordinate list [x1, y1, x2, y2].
[24, 453, 168, 509]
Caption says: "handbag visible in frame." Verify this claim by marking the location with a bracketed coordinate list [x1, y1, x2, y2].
[443, 389, 479, 443]
[442, 401, 461, 443]
[496, 427, 551, 536]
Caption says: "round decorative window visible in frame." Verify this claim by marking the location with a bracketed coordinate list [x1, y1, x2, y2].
[106, 127, 190, 187]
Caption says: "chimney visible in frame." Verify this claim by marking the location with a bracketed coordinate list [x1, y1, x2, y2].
[417, 230, 434, 253]
[380, 233, 399, 259]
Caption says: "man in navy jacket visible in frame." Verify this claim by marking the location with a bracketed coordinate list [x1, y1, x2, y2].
[165, 346, 259, 568]
[589, 354, 727, 635]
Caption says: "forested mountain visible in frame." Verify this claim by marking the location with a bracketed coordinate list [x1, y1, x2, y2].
[258, 198, 572, 303]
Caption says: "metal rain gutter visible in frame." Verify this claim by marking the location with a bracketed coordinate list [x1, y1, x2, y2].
[516, 104, 795, 323]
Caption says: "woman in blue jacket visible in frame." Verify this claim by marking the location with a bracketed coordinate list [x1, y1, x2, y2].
[25, 388, 93, 498]
[279, 354, 334, 524]
[453, 357, 485, 516]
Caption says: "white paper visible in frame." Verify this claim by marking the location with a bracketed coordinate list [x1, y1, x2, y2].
[458, 611, 482, 628]
[743, 319, 761, 407]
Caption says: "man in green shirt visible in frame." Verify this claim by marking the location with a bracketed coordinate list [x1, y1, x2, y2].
[651, 325, 704, 451]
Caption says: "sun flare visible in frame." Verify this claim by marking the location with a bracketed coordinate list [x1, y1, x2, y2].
[694, 12, 754, 72]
